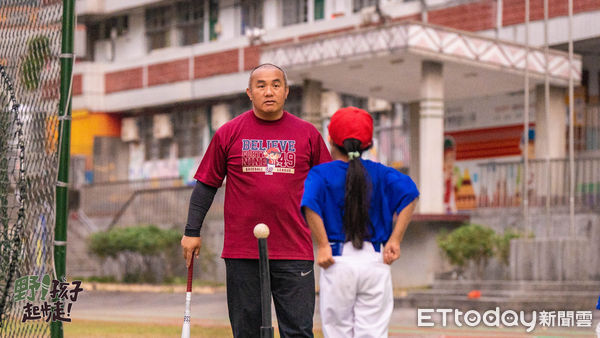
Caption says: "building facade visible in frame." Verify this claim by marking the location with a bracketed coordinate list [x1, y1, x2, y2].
[72, 0, 600, 214]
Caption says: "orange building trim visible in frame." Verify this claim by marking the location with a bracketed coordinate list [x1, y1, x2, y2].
[446, 124, 534, 161]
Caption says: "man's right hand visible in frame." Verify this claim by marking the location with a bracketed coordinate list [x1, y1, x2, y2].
[181, 235, 202, 268]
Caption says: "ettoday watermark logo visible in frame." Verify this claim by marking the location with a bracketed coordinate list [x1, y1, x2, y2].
[13, 274, 84, 323]
[417, 307, 593, 332]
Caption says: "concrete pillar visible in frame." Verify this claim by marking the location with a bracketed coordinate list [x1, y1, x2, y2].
[535, 85, 567, 159]
[409, 102, 420, 194]
[418, 61, 444, 214]
[211, 103, 231, 131]
[534, 85, 567, 203]
[302, 79, 323, 132]
[263, 0, 281, 30]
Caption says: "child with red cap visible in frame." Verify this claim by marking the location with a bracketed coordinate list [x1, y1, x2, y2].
[301, 106, 419, 337]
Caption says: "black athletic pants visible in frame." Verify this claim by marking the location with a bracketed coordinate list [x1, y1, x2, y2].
[224, 258, 315, 338]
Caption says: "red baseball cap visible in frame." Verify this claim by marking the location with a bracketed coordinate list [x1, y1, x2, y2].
[328, 106, 373, 149]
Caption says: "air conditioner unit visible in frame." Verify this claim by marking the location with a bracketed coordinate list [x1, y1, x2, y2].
[95, 40, 113, 62]
[368, 97, 391, 112]
[360, 6, 376, 25]
[74, 25, 87, 59]
[153, 114, 173, 139]
[121, 117, 139, 142]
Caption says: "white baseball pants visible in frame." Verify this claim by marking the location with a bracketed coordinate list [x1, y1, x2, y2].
[319, 241, 393, 338]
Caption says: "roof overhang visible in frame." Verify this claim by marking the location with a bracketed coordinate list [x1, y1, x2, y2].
[261, 21, 582, 102]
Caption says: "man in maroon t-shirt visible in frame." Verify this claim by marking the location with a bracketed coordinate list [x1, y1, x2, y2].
[181, 64, 331, 337]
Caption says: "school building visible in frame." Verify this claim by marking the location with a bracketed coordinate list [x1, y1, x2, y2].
[69, 0, 600, 285]
[71, 0, 598, 213]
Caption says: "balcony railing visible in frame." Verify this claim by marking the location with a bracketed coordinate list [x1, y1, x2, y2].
[576, 104, 600, 153]
[477, 157, 600, 211]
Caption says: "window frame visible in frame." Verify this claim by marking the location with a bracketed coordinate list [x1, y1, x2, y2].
[176, 0, 205, 46]
[282, 0, 308, 27]
[145, 5, 172, 51]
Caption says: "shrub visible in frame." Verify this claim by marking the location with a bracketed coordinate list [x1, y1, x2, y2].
[89, 225, 181, 257]
[437, 223, 496, 279]
[494, 228, 523, 266]
[72, 275, 117, 283]
[88, 225, 182, 283]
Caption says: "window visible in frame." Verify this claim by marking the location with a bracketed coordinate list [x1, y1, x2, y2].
[284, 86, 303, 116]
[173, 107, 208, 158]
[86, 15, 128, 61]
[314, 0, 325, 20]
[86, 22, 101, 61]
[104, 15, 129, 39]
[341, 93, 368, 110]
[176, 0, 204, 45]
[140, 116, 155, 161]
[141, 115, 172, 160]
[88, 15, 129, 41]
[282, 0, 307, 26]
[158, 138, 172, 159]
[240, 0, 263, 35]
[209, 0, 219, 41]
[353, 0, 378, 12]
[372, 104, 410, 169]
[146, 6, 171, 50]
[230, 95, 253, 118]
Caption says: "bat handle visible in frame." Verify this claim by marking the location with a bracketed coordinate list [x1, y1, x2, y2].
[182, 256, 194, 338]
[258, 238, 273, 338]
[187, 255, 194, 292]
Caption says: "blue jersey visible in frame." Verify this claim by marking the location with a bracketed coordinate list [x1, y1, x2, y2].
[301, 159, 419, 244]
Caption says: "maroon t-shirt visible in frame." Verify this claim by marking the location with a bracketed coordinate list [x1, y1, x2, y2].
[194, 110, 331, 260]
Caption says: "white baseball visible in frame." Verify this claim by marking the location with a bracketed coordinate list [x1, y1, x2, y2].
[253, 223, 270, 239]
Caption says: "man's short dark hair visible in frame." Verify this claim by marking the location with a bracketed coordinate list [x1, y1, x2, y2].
[248, 63, 288, 88]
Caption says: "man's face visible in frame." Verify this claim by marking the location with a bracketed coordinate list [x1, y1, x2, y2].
[246, 67, 289, 118]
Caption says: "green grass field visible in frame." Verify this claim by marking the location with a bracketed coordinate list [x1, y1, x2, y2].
[5, 318, 593, 337]
[64, 320, 324, 338]
[64, 320, 232, 337]
[63, 320, 595, 338]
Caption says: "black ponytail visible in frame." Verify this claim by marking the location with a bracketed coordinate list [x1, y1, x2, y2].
[336, 138, 371, 249]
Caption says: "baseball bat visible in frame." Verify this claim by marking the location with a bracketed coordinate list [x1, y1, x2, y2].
[181, 255, 194, 338]
[254, 223, 274, 338]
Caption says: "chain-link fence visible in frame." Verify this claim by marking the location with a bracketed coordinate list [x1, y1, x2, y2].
[0, 0, 63, 336]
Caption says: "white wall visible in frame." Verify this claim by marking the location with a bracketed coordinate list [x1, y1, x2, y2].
[75, 1, 600, 113]
[76, 0, 166, 15]
[479, 10, 600, 48]
[93, 9, 146, 62]
[83, 1, 600, 65]
[445, 92, 537, 132]
[263, 0, 281, 30]
[72, 63, 106, 112]
[219, 0, 241, 40]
